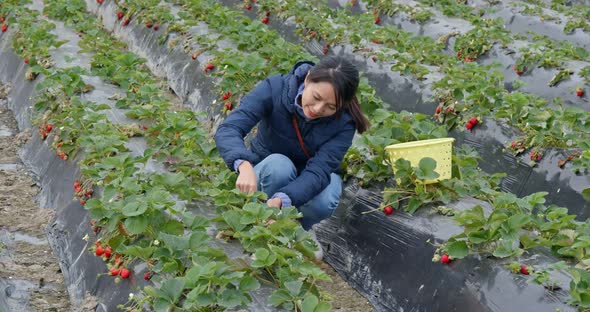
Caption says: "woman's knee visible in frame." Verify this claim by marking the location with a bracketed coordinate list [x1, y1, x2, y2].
[255, 154, 297, 190]
[307, 173, 343, 218]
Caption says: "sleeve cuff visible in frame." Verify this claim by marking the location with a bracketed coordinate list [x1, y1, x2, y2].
[271, 192, 292, 208]
[234, 159, 245, 172]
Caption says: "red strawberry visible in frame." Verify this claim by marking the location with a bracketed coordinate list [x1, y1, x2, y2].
[441, 254, 451, 264]
[122, 18, 130, 26]
[95, 240, 101, 247]
[120, 268, 131, 279]
[90, 219, 95, 226]
[513, 65, 523, 75]
[511, 141, 516, 148]
[310, 31, 317, 38]
[265, 11, 271, 17]
[46, 124, 53, 132]
[466, 122, 474, 130]
[445, 107, 454, 114]
[80, 199, 86, 205]
[75, 185, 82, 193]
[322, 48, 329, 55]
[576, 88, 584, 97]
[205, 63, 214, 72]
[117, 12, 124, 20]
[464, 57, 472, 63]
[74, 181, 81, 188]
[96, 0, 103, 4]
[372, 40, 380, 44]
[146, 21, 153, 28]
[104, 247, 112, 258]
[261, 17, 269, 24]
[110, 267, 121, 276]
[153, 24, 159, 31]
[222, 92, 231, 100]
[371, 56, 378, 62]
[245, 4, 252, 10]
[374, 17, 380, 24]
[191, 53, 197, 60]
[325, 43, 330, 48]
[536, 154, 542, 162]
[520, 265, 529, 275]
[224, 102, 233, 111]
[95, 245, 104, 256]
[1, 24, 7, 33]
[383, 205, 393, 215]
[457, 50, 462, 58]
[24, 58, 29, 64]
[435, 106, 441, 114]
[0, 17, 4, 23]
[469, 117, 478, 125]
[85, 190, 93, 197]
[144, 272, 151, 281]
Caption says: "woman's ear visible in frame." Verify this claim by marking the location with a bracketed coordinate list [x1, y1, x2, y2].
[304, 71, 310, 86]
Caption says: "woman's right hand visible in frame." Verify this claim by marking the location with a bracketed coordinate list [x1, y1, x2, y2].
[236, 161, 257, 194]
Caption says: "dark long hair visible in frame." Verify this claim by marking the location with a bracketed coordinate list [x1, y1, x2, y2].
[307, 56, 370, 133]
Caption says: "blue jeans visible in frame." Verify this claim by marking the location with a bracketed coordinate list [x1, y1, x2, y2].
[254, 154, 342, 230]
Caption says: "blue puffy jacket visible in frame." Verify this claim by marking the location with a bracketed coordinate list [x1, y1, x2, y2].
[214, 61, 356, 207]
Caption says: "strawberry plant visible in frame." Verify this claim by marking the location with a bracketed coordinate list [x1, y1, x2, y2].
[580, 66, 590, 84]
[453, 18, 513, 61]
[363, 0, 433, 24]
[417, 0, 479, 20]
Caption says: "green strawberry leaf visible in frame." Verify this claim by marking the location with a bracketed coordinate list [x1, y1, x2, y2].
[219, 288, 244, 308]
[161, 220, 185, 235]
[124, 215, 148, 235]
[284, 280, 303, 297]
[447, 240, 469, 259]
[301, 294, 319, 312]
[153, 298, 171, 312]
[415, 157, 440, 181]
[120, 245, 155, 260]
[122, 201, 147, 217]
[269, 289, 292, 306]
[239, 276, 260, 292]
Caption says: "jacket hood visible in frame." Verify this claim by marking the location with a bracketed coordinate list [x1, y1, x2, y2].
[283, 61, 314, 115]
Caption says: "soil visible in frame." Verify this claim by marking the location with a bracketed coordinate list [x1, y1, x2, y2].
[0, 84, 97, 312]
[317, 261, 374, 311]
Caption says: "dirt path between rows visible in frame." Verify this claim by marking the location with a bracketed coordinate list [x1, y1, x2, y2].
[0, 84, 73, 312]
[0, 80, 373, 312]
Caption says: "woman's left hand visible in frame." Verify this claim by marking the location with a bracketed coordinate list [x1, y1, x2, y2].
[267, 197, 282, 208]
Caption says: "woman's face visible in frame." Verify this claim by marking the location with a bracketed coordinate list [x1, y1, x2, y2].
[302, 74, 337, 119]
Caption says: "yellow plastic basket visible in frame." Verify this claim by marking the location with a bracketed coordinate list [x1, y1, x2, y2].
[384, 138, 455, 184]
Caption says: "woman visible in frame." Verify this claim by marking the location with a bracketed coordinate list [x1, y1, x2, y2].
[214, 56, 369, 230]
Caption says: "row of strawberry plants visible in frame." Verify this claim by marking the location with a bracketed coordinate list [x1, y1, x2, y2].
[356, 0, 590, 101]
[414, 0, 590, 80]
[231, 0, 590, 174]
[0, 0, 63, 80]
[511, 0, 590, 34]
[102, 1, 590, 309]
[4, 0, 335, 310]
[360, 0, 433, 25]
